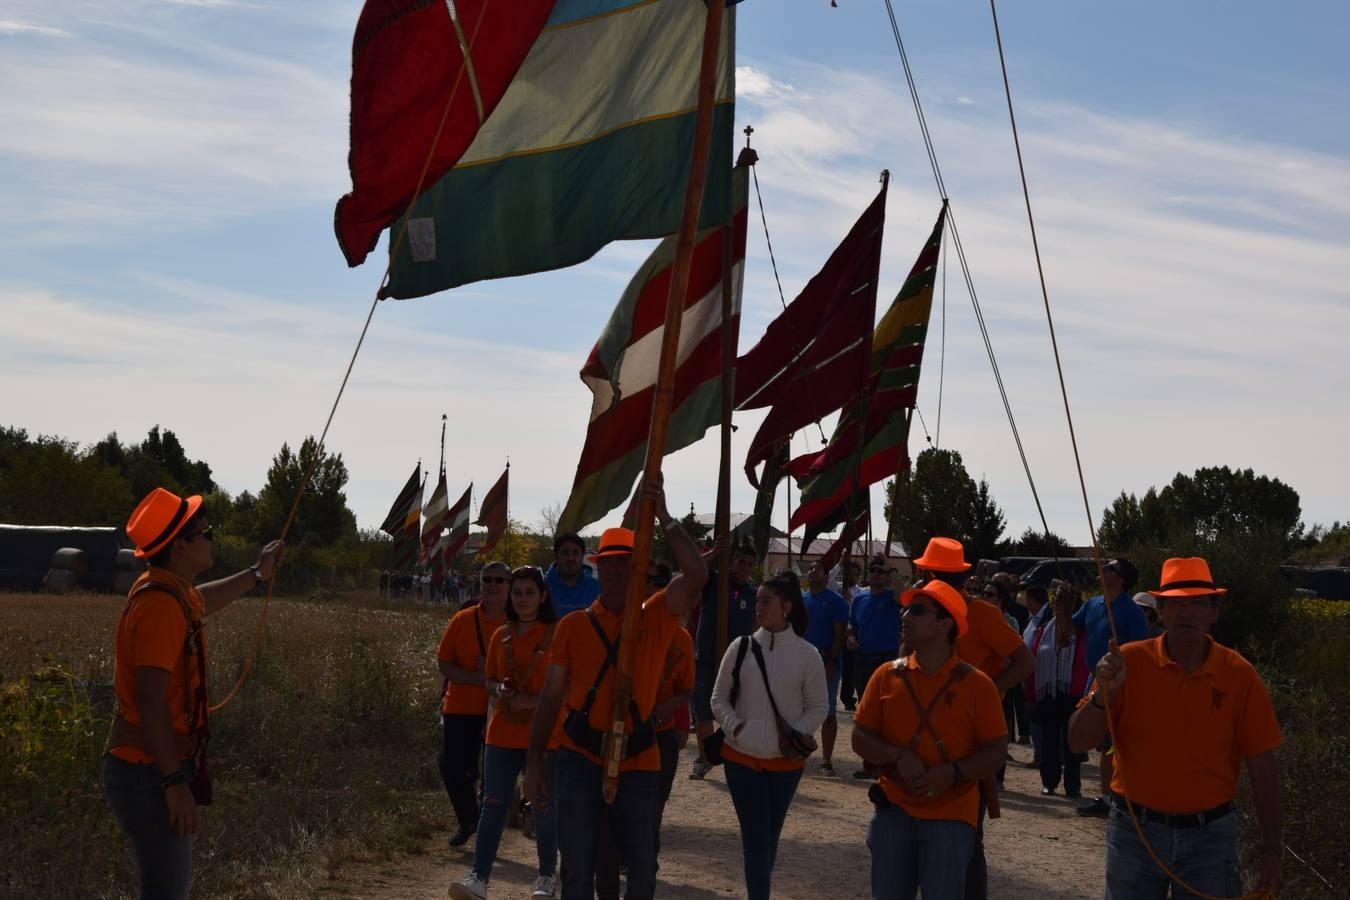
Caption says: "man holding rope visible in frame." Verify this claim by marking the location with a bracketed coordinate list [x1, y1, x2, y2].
[104, 487, 283, 900]
[1069, 557, 1284, 898]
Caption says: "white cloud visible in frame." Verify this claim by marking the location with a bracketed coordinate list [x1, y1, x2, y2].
[956, 95, 974, 105]
[0, 20, 71, 38]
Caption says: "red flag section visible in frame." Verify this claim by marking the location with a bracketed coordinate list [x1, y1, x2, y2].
[443, 484, 472, 561]
[816, 504, 870, 573]
[334, 0, 556, 267]
[735, 177, 889, 484]
[475, 467, 508, 558]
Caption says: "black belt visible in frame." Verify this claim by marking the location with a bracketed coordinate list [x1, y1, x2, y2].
[1112, 796, 1233, 829]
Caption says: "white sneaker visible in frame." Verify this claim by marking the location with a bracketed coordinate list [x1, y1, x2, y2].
[530, 875, 557, 897]
[447, 871, 487, 900]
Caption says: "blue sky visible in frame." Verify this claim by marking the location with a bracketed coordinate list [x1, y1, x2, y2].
[2, 0, 1347, 546]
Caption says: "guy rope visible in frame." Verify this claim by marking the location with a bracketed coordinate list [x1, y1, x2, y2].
[208, 1, 493, 713]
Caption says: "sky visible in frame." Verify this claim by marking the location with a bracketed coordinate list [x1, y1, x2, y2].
[2, 0, 1347, 547]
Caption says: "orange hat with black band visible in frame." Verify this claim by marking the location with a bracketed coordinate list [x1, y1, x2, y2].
[127, 487, 203, 559]
[912, 536, 971, 573]
[900, 579, 970, 637]
[588, 527, 635, 562]
[1148, 557, 1227, 598]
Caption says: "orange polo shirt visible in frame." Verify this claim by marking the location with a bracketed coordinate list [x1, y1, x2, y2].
[854, 653, 1006, 827]
[1101, 636, 1282, 813]
[484, 621, 561, 750]
[438, 605, 505, 716]
[654, 627, 695, 734]
[956, 598, 1024, 685]
[550, 591, 680, 772]
[109, 569, 207, 764]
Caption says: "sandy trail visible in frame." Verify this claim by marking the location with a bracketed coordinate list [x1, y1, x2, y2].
[323, 716, 1106, 899]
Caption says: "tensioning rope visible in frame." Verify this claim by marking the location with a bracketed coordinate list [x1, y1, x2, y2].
[210, 2, 490, 712]
[984, 2, 1272, 896]
[880, 0, 1060, 553]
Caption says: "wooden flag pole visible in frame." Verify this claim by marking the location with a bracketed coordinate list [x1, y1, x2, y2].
[604, 0, 724, 804]
[883, 408, 914, 554]
[714, 180, 735, 665]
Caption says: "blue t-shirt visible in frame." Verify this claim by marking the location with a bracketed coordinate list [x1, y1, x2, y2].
[849, 589, 900, 655]
[1072, 592, 1149, 669]
[545, 562, 601, 618]
[695, 571, 758, 664]
[804, 588, 850, 659]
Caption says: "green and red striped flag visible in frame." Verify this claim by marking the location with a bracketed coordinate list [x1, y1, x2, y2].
[476, 466, 509, 558]
[790, 205, 946, 533]
[382, 0, 737, 298]
[556, 160, 750, 534]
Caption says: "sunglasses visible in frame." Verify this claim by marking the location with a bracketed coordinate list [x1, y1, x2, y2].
[868, 566, 887, 574]
[982, 589, 998, 597]
[481, 575, 508, 585]
[181, 526, 213, 543]
[901, 604, 936, 618]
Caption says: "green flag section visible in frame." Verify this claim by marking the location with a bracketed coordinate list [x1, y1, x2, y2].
[789, 205, 946, 533]
[750, 440, 789, 559]
[557, 163, 750, 535]
[381, 0, 736, 299]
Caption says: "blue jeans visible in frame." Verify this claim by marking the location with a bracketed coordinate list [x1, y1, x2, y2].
[724, 760, 803, 900]
[103, 755, 193, 900]
[866, 805, 975, 900]
[824, 668, 842, 716]
[556, 749, 660, 900]
[1105, 806, 1241, 899]
[472, 745, 558, 881]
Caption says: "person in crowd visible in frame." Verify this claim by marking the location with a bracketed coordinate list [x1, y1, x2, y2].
[1067, 558, 1150, 818]
[963, 575, 984, 602]
[523, 486, 707, 900]
[1133, 591, 1164, 637]
[1069, 557, 1284, 898]
[1023, 584, 1088, 797]
[852, 579, 1008, 900]
[985, 579, 1031, 747]
[1018, 587, 1046, 768]
[438, 561, 510, 848]
[597, 561, 690, 899]
[449, 567, 561, 900]
[711, 572, 829, 900]
[846, 556, 902, 778]
[546, 532, 601, 618]
[802, 560, 849, 774]
[911, 537, 1033, 900]
[837, 560, 864, 711]
[105, 488, 284, 900]
[690, 541, 759, 780]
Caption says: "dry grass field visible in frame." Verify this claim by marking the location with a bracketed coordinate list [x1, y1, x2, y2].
[0, 591, 456, 900]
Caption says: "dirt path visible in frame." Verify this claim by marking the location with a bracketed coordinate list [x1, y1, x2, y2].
[322, 716, 1106, 899]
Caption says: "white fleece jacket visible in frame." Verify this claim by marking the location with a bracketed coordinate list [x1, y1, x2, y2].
[710, 626, 829, 761]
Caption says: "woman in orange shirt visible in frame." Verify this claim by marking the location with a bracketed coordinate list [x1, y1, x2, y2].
[449, 566, 561, 900]
[438, 562, 510, 849]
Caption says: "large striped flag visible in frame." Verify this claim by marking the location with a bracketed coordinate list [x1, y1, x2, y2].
[334, 0, 557, 266]
[443, 484, 473, 560]
[790, 205, 946, 533]
[556, 160, 750, 534]
[381, 0, 737, 299]
[476, 467, 509, 558]
[734, 177, 889, 485]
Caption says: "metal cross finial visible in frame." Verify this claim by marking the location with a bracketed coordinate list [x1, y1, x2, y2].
[744, 125, 754, 148]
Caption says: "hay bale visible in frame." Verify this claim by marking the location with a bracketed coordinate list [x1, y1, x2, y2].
[112, 571, 140, 595]
[50, 547, 89, 576]
[42, 569, 81, 594]
[115, 549, 145, 572]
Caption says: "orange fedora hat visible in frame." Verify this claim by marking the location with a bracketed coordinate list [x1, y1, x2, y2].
[1149, 557, 1227, 598]
[589, 527, 635, 562]
[901, 579, 970, 637]
[127, 487, 203, 559]
[912, 537, 971, 573]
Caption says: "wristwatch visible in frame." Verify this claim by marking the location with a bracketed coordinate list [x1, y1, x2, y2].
[251, 564, 264, 586]
[162, 765, 191, 789]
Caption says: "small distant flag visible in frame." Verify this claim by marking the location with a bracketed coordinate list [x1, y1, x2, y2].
[422, 471, 451, 555]
[380, 464, 422, 536]
[476, 466, 509, 558]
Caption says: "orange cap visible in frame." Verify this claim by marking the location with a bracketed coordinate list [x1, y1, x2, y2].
[126, 487, 203, 559]
[589, 527, 635, 561]
[901, 579, 970, 637]
[912, 537, 971, 573]
[1149, 557, 1227, 598]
